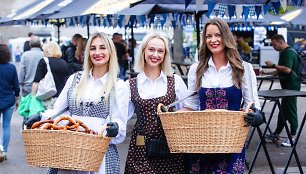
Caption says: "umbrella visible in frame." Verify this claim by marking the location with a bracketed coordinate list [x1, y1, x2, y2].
[0, 0, 67, 25]
[117, 0, 208, 49]
[280, 6, 306, 25]
[48, 0, 139, 38]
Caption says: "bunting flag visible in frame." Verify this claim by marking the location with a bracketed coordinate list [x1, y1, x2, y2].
[280, 0, 287, 12]
[255, 5, 262, 19]
[243, 6, 250, 20]
[118, 15, 124, 28]
[271, 1, 281, 14]
[160, 14, 167, 27]
[263, 4, 270, 14]
[207, 1, 217, 17]
[236, 5, 243, 19]
[228, 5, 235, 19]
[185, 0, 192, 9]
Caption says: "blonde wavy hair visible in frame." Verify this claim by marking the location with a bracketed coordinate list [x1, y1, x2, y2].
[42, 41, 62, 58]
[73, 32, 119, 104]
[134, 32, 173, 76]
[196, 17, 244, 90]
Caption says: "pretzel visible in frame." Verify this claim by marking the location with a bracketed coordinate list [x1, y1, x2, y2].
[31, 115, 98, 135]
[31, 120, 54, 129]
[75, 120, 90, 133]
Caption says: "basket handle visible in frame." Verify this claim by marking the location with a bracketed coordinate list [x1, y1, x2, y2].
[157, 103, 166, 114]
[245, 102, 254, 113]
[99, 124, 112, 139]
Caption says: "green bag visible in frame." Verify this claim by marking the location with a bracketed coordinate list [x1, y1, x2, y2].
[18, 94, 31, 117]
[29, 96, 45, 116]
[18, 94, 45, 117]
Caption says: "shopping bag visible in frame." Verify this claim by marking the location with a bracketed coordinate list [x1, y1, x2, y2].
[18, 94, 31, 117]
[36, 57, 57, 100]
[29, 96, 45, 116]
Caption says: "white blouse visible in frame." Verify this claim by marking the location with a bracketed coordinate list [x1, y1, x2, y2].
[184, 57, 260, 111]
[126, 71, 189, 119]
[42, 72, 129, 145]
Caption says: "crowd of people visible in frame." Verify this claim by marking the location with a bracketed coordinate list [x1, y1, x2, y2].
[0, 16, 303, 173]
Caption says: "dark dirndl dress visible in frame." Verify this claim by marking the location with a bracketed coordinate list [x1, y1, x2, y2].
[47, 72, 120, 174]
[124, 76, 185, 174]
[185, 86, 245, 174]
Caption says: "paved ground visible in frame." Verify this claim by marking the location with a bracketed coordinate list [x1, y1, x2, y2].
[1, 63, 306, 173]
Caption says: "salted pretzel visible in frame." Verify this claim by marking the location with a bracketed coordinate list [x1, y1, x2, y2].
[31, 120, 54, 129]
[31, 115, 98, 135]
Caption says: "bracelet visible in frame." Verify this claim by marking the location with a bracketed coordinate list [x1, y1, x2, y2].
[272, 64, 276, 68]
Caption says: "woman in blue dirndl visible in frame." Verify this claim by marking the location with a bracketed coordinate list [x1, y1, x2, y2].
[183, 18, 264, 174]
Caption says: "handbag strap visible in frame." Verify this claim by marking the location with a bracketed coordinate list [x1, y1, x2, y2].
[43, 57, 52, 72]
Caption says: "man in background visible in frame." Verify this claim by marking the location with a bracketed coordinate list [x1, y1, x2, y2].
[264, 34, 301, 147]
[23, 32, 34, 52]
[112, 33, 128, 80]
[19, 36, 44, 96]
[61, 33, 83, 73]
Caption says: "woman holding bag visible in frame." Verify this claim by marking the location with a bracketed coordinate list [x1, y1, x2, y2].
[124, 32, 188, 174]
[31, 41, 71, 109]
[0, 44, 20, 162]
[25, 32, 129, 174]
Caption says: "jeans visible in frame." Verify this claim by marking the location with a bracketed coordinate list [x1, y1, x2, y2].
[119, 64, 127, 80]
[0, 105, 15, 152]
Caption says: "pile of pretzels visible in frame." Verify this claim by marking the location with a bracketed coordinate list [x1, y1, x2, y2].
[31, 115, 98, 135]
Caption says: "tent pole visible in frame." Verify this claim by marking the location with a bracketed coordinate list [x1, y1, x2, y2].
[131, 15, 135, 71]
[195, 13, 200, 49]
[87, 22, 90, 38]
[57, 19, 60, 45]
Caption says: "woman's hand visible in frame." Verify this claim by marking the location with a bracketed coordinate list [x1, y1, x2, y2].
[245, 105, 264, 127]
[106, 122, 119, 137]
[24, 113, 42, 129]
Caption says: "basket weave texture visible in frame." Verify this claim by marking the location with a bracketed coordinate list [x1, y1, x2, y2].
[159, 110, 249, 153]
[22, 129, 111, 171]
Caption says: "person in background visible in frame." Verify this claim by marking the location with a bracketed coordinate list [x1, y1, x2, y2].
[125, 32, 188, 174]
[75, 38, 87, 66]
[0, 44, 20, 162]
[24, 32, 129, 174]
[61, 34, 83, 73]
[233, 34, 252, 62]
[14, 46, 22, 62]
[264, 34, 301, 147]
[23, 32, 34, 52]
[31, 41, 71, 109]
[112, 33, 129, 80]
[19, 36, 44, 97]
[182, 18, 263, 173]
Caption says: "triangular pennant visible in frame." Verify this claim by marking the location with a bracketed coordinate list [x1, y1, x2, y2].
[243, 6, 250, 20]
[236, 5, 243, 19]
[263, 4, 270, 14]
[228, 5, 235, 19]
[185, 0, 192, 9]
[271, 1, 281, 14]
[255, 5, 261, 19]
[280, 0, 287, 12]
[118, 15, 124, 28]
[207, 1, 217, 17]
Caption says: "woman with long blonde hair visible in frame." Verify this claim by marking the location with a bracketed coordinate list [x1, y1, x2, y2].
[25, 32, 129, 174]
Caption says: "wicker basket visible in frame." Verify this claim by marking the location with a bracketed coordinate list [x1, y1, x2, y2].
[22, 127, 111, 171]
[158, 105, 249, 154]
